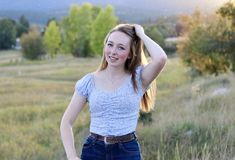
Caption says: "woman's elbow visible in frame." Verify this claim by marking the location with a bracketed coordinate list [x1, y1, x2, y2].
[160, 53, 167, 63]
[60, 117, 71, 133]
[60, 119, 65, 133]
[161, 49, 168, 60]
[153, 53, 167, 67]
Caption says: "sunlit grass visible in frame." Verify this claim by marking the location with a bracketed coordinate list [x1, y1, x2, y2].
[156, 57, 190, 97]
[139, 73, 235, 160]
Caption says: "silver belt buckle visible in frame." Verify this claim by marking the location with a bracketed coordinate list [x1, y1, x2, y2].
[104, 136, 113, 144]
[104, 136, 109, 144]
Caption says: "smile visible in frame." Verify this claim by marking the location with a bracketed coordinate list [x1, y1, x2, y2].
[109, 56, 118, 61]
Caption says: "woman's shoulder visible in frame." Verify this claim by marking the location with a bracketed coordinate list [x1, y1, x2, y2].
[76, 72, 96, 87]
[75, 72, 95, 98]
[92, 70, 103, 76]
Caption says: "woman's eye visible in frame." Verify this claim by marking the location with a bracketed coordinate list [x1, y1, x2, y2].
[118, 47, 125, 50]
[107, 43, 112, 47]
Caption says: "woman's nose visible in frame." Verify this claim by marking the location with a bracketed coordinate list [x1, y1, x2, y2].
[111, 47, 117, 55]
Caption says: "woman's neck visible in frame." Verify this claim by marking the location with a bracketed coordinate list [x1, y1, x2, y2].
[105, 65, 127, 78]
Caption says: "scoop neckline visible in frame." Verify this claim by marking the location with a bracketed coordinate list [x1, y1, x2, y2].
[90, 73, 131, 94]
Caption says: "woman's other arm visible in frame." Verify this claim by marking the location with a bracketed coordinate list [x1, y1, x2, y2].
[60, 91, 86, 160]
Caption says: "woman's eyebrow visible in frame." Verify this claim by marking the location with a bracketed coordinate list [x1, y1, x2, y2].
[107, 41, 126, 46]
[107, 41, 113, 43]
[118, 43, 125, 46]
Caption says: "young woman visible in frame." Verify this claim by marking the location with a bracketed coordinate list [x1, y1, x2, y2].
[60, 24, 167, 160]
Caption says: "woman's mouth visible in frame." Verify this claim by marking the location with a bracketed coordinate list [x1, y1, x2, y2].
[109, 56, 118, 61]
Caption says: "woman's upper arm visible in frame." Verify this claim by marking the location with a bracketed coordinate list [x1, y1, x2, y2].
[141, 57, 167, 90]
[61, 91, 87, 125]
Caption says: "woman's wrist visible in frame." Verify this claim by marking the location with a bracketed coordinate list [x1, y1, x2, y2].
[68, 157, 80, 160]
[139, 33, 148, 42]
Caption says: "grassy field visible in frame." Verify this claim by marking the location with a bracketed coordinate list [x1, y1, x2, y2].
[0, 50, 234, 160]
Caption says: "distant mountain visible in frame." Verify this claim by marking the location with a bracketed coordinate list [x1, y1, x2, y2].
[0, 0, 228, 24]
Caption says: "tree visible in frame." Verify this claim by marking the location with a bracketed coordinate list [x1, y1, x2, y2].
[21, 29, 46, 60]
[145, 26, 164, 48]
[61, 3, 95, 57]
[90, 5, 118, 55]
[176, 14, 192, 36]
[46, 17, 58, 27]
[19, 15, 29, 28]
[177, 8, 233, 76]
[0, 18, 16, 49]
[61, 5, 80, 55]
[217, 0, 235, 71]
[75, 3, 94, 57]
[91, 6, 102, 20]
[16, 15, 30, 38]
[153, 15, 179, 38]
[218, 0, 235, 27]
[145, 26, 164, 46]
[43, 20, 61, 56]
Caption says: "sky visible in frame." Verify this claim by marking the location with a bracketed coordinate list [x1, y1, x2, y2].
[0, 0, 229, 12]
[0, 0, 230, 24]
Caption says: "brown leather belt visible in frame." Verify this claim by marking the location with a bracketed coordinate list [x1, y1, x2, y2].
[90, 132, 136, 144]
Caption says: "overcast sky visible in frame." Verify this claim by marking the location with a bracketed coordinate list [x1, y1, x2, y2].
[0, 0, 228, 12]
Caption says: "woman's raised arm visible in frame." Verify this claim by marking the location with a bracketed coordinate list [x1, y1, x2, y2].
[134, 24, 167, 90]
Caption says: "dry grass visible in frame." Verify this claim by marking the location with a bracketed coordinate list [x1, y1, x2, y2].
[0, 51, 234, 160]
[138, 73, 235, 160]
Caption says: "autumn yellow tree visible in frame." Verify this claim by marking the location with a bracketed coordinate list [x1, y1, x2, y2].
[177, 3, 234, 76]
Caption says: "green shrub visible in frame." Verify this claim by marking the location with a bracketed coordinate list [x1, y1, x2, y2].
[20, 30, 46, 60]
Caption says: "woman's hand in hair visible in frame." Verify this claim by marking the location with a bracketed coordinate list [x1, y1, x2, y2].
[134, 24, 145, 38]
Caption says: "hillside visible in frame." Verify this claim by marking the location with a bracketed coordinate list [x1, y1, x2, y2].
[0, 50, 234, 159]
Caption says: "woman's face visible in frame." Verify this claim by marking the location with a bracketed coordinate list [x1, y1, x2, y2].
[104, 31, 131, 68]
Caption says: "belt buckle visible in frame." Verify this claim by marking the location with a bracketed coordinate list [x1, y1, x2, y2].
[104, 136, 110, 144]
[104, 136, 114, 144]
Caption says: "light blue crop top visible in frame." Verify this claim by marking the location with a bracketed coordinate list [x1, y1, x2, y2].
[75, 66, 145, 136]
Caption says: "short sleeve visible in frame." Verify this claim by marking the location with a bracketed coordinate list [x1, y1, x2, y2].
[136, 65, 149, 93]
[135, 65, 144, 94]
[75, 74, 93, 100]
[136, 65, 144, 83]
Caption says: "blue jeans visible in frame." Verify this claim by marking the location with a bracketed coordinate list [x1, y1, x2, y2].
[80, 134, 141, 160]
